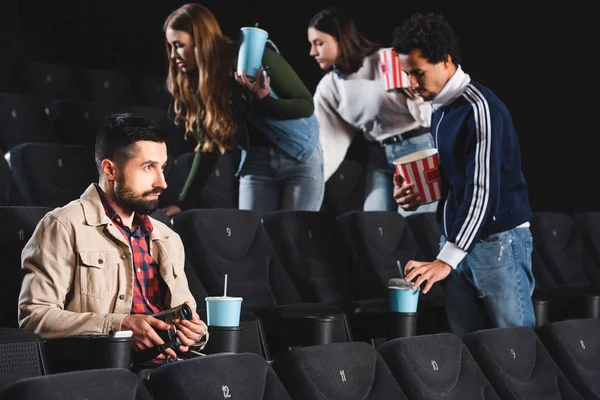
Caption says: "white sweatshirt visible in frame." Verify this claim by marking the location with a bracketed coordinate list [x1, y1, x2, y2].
[314, 50, 432, 181]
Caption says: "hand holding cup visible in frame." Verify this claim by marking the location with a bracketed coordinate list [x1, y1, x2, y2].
[235, 68, 270, 100]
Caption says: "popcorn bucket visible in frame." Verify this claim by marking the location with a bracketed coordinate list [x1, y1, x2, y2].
[393, 149, 442, 204]
[378, 48, 410, 91]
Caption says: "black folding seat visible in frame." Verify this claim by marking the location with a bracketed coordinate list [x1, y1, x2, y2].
[52, 100, 118, 149]
[337, 211, 419, 298]
[263, 210, 364, 306]
[160, 150, 239, 210]
[0, 329, 47, 393]
[130, 73, 170, 109]
[78, 68, 135, 105]
[264, 210, 408, 343]
[537, 318, 600, 400]
[181, 254, 271, 360]
[19, 62, 81, 102]
[273, 341, 408, 400]
[572, 212, 600, 289]
[322, 160, 365, 216]
[0, 206, 52, 328]
[338, 210, 448, 335]
[0, 62, 19, 94]
[0, 33, 45, 64]
[146, 353, 291, 400]
[0, 93, 58, 152]
[405, 212, 441, 262]
[174, 209, 306, 314]
[0, 368, 151, 400]
[7, 143, 96, 207]
[464, 326, 583, 399]
[337, 211, 444, 299]
[199, 150, 239, 209]
[532, 212, 590, 289]
[173, 209, 350, 354]
[378, 333, 500, 399]
[531, 212, 599, 321]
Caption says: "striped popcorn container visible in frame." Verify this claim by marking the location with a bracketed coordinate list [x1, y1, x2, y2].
[393, 149, 442, 204]
[378, 48, 410, 91]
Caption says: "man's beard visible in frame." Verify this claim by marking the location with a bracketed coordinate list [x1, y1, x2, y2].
[114, 180, 163, 216]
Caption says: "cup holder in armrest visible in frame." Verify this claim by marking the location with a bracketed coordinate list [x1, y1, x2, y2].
[532, 297, 550, 327]
[583, 294, 600, 319]
[533, 288, 600, 323]
[203, 325, 243, 355]
[387, 311, 418, 339]
[263, 304, 348, 353]
[299, 315, 336, 346]
[44, 332, 132, 373]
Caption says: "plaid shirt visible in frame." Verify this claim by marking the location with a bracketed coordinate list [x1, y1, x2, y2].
[96, 185, 166, 314]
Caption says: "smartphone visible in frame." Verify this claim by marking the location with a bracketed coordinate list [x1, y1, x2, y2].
[260, 66, 270, 89]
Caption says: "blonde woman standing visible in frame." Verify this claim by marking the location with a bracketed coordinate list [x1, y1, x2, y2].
[162, 4, 323, 217]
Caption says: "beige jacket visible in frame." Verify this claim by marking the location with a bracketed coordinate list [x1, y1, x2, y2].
[19, 184, 197, 338]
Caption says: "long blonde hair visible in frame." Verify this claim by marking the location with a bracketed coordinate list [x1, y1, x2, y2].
[164, 4, 236, 153]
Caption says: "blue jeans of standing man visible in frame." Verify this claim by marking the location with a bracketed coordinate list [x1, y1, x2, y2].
[363, 133, 438, 216]
[441, 227, 536, 337]
[239, 143, 324, 216]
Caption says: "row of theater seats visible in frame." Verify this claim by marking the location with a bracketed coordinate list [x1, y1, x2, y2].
[531, 212, 600, 322]
[0, 61, 169, 108]
[0, 58, 183, 159]
[0, 59, 370, 216]
[0, 93, 195, 155]
[0, 93, 364, 213]
[1, 319, 599, 399]
[0, 144, 233, 209]
[0, 138, 365, 216]
[1, 206, 599, 358]
[167, 208, 600, 349]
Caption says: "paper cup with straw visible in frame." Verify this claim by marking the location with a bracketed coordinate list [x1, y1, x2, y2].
[393, 149, 442, 204]
[205, 274, 243, 327]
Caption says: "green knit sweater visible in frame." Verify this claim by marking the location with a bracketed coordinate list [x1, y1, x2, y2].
[178, 46, 314, 207]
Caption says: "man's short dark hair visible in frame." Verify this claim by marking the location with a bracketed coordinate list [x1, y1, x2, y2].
[392, 13, 462, 65]
[95, 113, 169, 172]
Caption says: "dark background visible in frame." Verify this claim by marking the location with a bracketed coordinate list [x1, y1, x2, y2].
[3, 0, 598, 213]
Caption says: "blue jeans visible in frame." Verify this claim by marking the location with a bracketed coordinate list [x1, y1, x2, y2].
[441, 227, 536, 337]
[363, 133, 438, 216]
[238, 143, 324, 216]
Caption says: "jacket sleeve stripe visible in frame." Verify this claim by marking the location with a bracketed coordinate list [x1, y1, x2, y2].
[455, 85, 492, 249]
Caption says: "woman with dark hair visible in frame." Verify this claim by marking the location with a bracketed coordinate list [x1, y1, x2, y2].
[161, 3, 323, 217]
[308, 7, 436, 214]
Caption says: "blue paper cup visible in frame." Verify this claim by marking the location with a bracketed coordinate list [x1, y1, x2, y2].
[236, 27, 268, 78]
[389, 281, 419, 313]
[205, 296, 243, 327]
